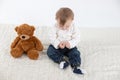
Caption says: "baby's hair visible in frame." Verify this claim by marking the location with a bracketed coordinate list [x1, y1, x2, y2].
[56, 7, 74, 26]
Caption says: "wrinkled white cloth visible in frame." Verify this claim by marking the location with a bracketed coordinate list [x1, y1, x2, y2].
[49, 24, 80, 49]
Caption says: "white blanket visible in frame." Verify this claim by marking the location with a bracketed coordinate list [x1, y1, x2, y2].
[0, 24, 120, 80]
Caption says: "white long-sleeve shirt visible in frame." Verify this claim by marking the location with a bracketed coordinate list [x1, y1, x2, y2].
[49, 23, 80, 49]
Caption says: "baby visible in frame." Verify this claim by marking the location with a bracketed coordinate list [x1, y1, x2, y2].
[47, 7, 83, 74]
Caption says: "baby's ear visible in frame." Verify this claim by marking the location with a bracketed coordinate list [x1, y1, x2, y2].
[31, 26, 35, 31]
[15, 26, 18, 32]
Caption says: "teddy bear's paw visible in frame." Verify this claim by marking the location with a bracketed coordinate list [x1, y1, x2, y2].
[27, 50, 39, 60]
[10, 49, 23, 58]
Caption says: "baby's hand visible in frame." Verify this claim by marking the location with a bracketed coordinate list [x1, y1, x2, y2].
[65, 41, 70, 49]
[59, 41, 66, 49]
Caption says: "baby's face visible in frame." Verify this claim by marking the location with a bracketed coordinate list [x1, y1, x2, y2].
[57, 19, 73, 30]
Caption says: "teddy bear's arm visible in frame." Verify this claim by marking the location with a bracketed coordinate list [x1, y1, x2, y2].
[11, 37, 20, 49]
[33, 36, 44, 51]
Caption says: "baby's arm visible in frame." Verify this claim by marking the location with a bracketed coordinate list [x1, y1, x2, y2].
[68, 26, 80, 49]
[49, 26, 60, 49]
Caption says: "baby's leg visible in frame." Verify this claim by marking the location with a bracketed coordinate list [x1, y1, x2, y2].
[68, 47, 83, 74]
[47, 45, 64, 63]
[47, 45, 69, 69]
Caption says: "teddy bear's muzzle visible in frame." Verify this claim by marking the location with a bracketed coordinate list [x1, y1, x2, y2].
[20, 35, 30, 40]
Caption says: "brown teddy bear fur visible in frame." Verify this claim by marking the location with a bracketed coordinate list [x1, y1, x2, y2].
[10, 24, 44, 60]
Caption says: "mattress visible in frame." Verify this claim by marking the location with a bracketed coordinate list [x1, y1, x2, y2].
[0, 24, 120, 80]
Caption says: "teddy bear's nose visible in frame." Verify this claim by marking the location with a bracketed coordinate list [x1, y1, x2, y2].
[22, 36, 25, 38]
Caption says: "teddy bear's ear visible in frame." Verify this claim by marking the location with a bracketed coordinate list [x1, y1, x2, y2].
[15, 26, 18, 32]
[31, 26, 35, 31]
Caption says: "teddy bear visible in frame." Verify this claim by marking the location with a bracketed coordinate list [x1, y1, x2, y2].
[10, 24, 44, 60]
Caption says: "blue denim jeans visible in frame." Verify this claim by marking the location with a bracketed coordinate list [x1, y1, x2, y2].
[47, 45, 81, 67]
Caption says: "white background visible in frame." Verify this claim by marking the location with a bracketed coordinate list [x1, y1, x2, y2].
[0, 0, 120, 27]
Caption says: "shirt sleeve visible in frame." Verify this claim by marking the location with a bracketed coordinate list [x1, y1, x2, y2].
[68, 25, 80, 49]
[49, 25, 60, 49]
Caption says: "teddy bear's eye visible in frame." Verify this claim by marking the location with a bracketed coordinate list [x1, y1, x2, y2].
[24, 29, 33, 35]
[28, 30, 32, 32]
[27, 30, 32, 33]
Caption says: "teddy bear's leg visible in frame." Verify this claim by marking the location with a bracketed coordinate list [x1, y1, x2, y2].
[11, 48, 23, 58]
[27, 49, 39, 60]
